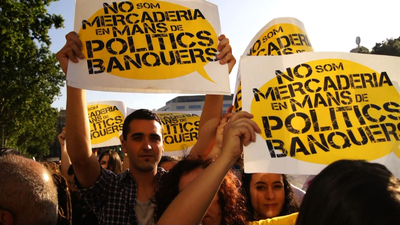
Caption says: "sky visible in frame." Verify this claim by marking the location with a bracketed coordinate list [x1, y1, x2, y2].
[48, 0, 399, 111]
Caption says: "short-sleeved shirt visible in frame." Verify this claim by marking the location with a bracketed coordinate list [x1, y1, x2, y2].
[75, 166, 165, 225]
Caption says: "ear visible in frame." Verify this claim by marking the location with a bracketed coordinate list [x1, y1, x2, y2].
[120, 135, 128, 154]
[0, 209, 14, 225]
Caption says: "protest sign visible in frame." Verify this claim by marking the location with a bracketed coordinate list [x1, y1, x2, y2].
[233, 17, 314, 112]
[127, 108, 201, 156]
[88, 100, 126, 148]
[241, 52, 400, 177]
[67, 0, 230, 94]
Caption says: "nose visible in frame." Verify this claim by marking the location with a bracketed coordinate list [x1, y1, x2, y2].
[265, 188, 275, 200]
[143, 138, 152, 151]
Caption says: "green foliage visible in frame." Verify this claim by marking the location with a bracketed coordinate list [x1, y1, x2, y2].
[0, 0, 65, 156]
[371, 37, 400, 57]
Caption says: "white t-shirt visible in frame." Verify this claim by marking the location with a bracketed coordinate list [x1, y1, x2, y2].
[135, 199, 155, 225]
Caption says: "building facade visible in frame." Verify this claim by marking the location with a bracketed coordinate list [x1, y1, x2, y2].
[157, 94, 234, 113]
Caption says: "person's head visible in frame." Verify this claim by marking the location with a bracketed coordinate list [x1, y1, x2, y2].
[242, 173, 299, 220]
[154, 158, 249, 225]
[121, 109, 164, 173]
[296, 160, 400, 225]
[0, 155, 58, 225]
[98, 149, 123, 174]
[158, 156, 180, 171]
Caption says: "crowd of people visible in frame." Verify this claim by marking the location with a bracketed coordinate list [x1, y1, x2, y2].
[0, 30, 400, 225]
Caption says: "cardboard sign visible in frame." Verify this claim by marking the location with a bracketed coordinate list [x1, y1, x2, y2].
[88, 100, 126, 148]
[68, 0, 230, 94]
[241, 52, 400, 177]
[233, 17, 314, 112]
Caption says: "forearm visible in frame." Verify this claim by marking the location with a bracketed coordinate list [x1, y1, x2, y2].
[60, 143, 72, 179]
[66, 86, 91, 162]
[199, 95, 223, 131]
[66, 85, 100, 187]
[189, 94, 223, 158]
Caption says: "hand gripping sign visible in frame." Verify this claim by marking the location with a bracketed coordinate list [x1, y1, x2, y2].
[241, 52, 400, 177]
[88, 100, 126, 148]
[127, 108, 201, 156]
[67, 0, 230, 95]
[233, 17, 314, 112]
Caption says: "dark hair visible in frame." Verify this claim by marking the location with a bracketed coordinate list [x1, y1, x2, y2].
[242, 173, 299, 220]
[123, 109, 163, 140]
[153, 158, 249, 225]
[0, 147, 22, 157]
[158, 156, 179, 167]
[98, 150, 122, 174]
[296, 160, 400, 225]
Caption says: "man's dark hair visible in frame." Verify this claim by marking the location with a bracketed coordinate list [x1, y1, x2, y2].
[123, 109, 163, 140]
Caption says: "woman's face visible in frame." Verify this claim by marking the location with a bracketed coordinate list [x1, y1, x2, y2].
[100, 154, 109, 170]
[250, 173, 285, 220]
[179, 168, 222, 225]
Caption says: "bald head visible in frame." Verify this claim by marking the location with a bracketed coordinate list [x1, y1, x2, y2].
[0, 155, 58, 225]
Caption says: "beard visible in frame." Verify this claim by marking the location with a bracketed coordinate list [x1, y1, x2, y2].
[132, 158, 157, 172]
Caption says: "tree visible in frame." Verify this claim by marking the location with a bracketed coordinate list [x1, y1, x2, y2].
[0, 0, 65, 156]
[371, 37, 400, 57]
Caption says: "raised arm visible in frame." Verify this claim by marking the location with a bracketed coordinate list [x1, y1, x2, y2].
[59, 127, 71, 179]
[57, 31, 100, 188]
[189, 35, 236, 159]
[157, 111, 260, 225]
[206, 105, 234, 159]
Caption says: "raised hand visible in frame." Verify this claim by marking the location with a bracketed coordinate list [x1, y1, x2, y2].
[56, 31, 85, 75]
[216, 34, 236, 73]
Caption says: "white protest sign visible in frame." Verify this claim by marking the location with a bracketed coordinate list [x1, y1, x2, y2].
[241, 52, 400, 177]
[233, 17, 314, 112]
[67, 0, 230, 94]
